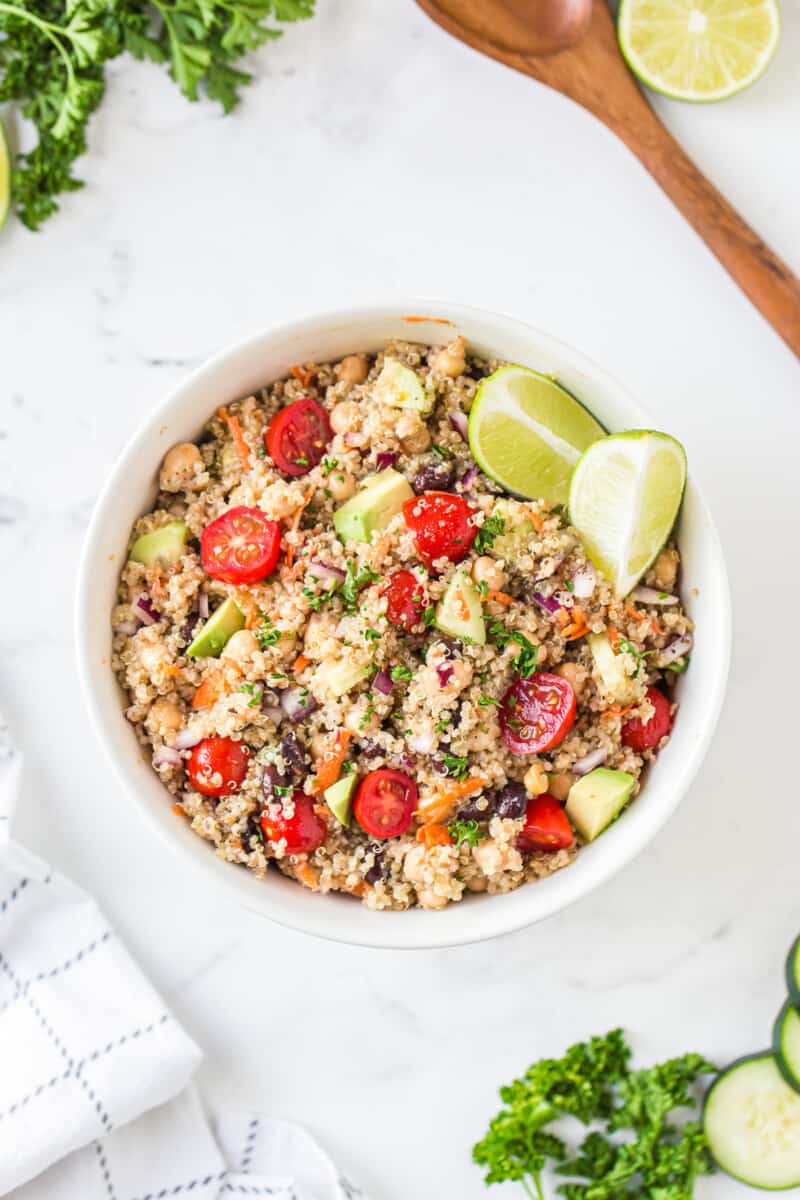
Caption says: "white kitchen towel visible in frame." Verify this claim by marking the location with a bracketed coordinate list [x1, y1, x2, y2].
[0, 717, 366, 1200]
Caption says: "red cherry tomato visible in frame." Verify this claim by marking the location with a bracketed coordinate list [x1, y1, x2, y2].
[402, 492, 477, 571]
[383, 569, 428, 632]
[518, 794, 574, 852]
[499, 672, 576, 755]
[201, 506, 280, 585]
[621, 686, 673, 751]
[353, 769, 418, 839]
[264, 398, 332, 477]
[187, 736, 249, 798]
[261, 790, 327, 854]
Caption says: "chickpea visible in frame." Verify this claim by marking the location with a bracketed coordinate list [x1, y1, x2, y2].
[523, 761, 549, 796]
[147, 698, 182, 735]
[395, 411, 431, 453]
[260, 480, 304, 521]
[430, 336, 467, 378]
[548, 772, 575, 803]
[310, 731, 330, 762]
[336, 354, 369, 385]
[472, 555, 507, 593]
[418, 888, 449, 910]
[221, 629, 259, 664]
[465, 874, 488, 893]
[327, 471, 355, 501]
[652, 548, 678, 591]
[556, 661, 584, 695]
[159, 442, 204, 492]
[403, 842, 428, 884]
[329, 400, 361, 435]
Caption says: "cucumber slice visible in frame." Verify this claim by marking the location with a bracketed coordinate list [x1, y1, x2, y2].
[566, 768, 635, 842]
[129, 521, 190, 566]
[313, 657, 370, 698]
[434, 571, 486, 644]
[588, 632, 637, 705]
[704, 1052, 800, 1189]
[374, 358, 433, 414]
[787, 935, 800, 1010]
[774, 1001, 800, 1093]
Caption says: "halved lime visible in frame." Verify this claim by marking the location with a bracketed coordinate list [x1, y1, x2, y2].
[568, 431, 687, 596]
[468, 365, 605, 506]
[0, 118, 10, 231]
[618, 0, 780, 103]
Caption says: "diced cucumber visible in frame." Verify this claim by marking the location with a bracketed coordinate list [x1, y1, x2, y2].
[774, 1001, 800, 1093]
[704, 1053, 800, 1189]
[324, 774, 357, 827]
[787, 935, 800, 1010]
[434, 571, 486, 645]
[588, 632, 637, 705]
[491, 499, 536, 564]
[333, 468, 414, 545]
[565, 768, 635, 842]
[186, 597, 244, 658]
[128, 521, 189, 566]
[313, 657, 370, 698]
[374, 358, 433, 414]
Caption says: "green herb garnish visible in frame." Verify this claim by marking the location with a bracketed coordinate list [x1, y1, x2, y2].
[441, 752, 468, 779]
[448, 818, 484, 847]
[390, 664, 414, 682]
[431, 443, 453, 460]
[239, 682, 263, 708]
[474, 514, 506, 554]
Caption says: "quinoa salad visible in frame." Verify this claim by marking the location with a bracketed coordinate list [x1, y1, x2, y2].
[112, 338, 693, 911]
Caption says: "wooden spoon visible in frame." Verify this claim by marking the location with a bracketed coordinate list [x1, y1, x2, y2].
[416, 0, 800, 358]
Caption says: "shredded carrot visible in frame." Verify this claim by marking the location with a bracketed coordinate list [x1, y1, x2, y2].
[293, 653, 311, 674]
[347, 880, 366, 898]
[310, 730, 352, 796]
[400, 314, 453, 325]
[165, 664, 182, 677]
[606, 625, 621, 651]
[285, 488, 314, 570]
[416, 777, 488, 824]
[486, 589, 513, 606]
[531, 511, 544, 534]
[295, 861, 320, 891]
[417, 823, 453, 848]
[242, 599, 259, 630]
[602, 703, 634, 721]
[650, 617, 665, 636]
[172, 803, 187, 817]
[192, 675, 226, 709]
[290, 364, 314, 389]
[625, 602, 645, 622]
[218, 405, 251, 470]
[556, 608, 571, 629]
[564, 623, 590, 642]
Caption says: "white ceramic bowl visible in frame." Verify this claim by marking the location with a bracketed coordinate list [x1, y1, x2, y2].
[76, 302, 731, 949]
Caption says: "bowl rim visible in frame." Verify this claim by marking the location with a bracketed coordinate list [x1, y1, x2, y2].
[75, 299, 732, 949]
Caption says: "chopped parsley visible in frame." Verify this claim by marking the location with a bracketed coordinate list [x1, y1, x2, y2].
[254, 614, 281, 648]
[294, 455, 309, 467]
[475, 579, 489, 597]
[239, 682, 263, 708]
[441, 752, 469, 779]
[431, 443, 453, 460]
[665, 658, 690, 673]
[478, 693, 500, 707]
[302, 587, 322, 612]
[448, 819, 484, 847]
[341, 562, 380, 611]
[422, 605, 437, 627]
[474, 513, 506, 554]
[487, 620, 540, 677]
[322, 457, 339, 476]
[565, 579, 575, 592]
[616, 637, 655, 678]
[364, 628, 381, 643]
[390, 664, 414, 682]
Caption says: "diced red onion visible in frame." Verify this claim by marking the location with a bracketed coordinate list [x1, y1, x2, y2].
[262, 706, 283, 725]
[172, 726, 202, 750]
[461, 464, 479, 490]
[132, 594, 161, 626]
[154, 745, 182, 768]
[198, 591, 209, 619]
[375, 451, 398, 471]
[659, 633, 693, 665]
[436, 663, 454, 688]
[573, 747, 608, 776]
[631, 585, 679, 606]
[113, 618, 140, 636]
[373, 669, 393, 695]
[344, 432, 366, 448]
[571, 563, 596, 599]
[280, 686, 317, 723]
[448, 410, 469, 441]
[308, 560, 345, 586]
[531, 591, 561, 615]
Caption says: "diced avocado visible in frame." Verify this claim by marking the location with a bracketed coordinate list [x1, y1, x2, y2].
[588, 632, 637, 705]
[333, 468, 414, 545]
[566, 768, 635, 842]
[434, 571, 486, 645]
[324, 774, 357, 827]
[374, 358, 433, 414]
[186, 597, 244, 658]
[313, 656, 370, 698]
[128, 521, 189, 566]
[491, 499, 536, 564]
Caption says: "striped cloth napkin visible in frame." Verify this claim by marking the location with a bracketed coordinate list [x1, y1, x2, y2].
[0, 716, 366, 1200]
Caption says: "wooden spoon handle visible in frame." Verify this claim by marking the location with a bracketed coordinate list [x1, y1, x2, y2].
[611, 105, 800, 357]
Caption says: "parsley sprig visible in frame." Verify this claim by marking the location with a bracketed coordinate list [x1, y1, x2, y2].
[448, 818, 483, 847]
[487, 620, 540, 678]
[473, 1030, 715, 1200]
[474, 513, 506, 554]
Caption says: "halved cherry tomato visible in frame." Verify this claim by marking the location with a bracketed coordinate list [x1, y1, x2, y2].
[621, 686, 672, 751]
[518, 794, 574, 852]
[499, 672, 576, 755]
[402, 492, 477, 571]
[261, 790, 327, 854]
[383, 569, 428, 632]
[265, 398, 332, 477]
[201, 506, 280, 584]
[354, 769, 418, 839]
[187, 736, 249, 797]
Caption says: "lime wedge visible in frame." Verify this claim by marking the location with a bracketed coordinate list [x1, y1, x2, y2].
[618, 0, 780, 103]
[0, 118, 10, 231]
[568, 431, 687, 596]
[468, 365, 605, 505]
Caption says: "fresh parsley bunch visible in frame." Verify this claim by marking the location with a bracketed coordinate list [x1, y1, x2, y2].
[473, 1030, 716, 1200]
[0, 0, 314, 229]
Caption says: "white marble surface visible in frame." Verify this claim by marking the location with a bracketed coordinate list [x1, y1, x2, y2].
[2, 0, 800, 1195]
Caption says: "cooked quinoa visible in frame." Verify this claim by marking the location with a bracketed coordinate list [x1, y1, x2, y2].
[112, 338, 693, 911]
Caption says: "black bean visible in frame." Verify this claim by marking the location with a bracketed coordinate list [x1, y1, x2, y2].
[279, 731, 307, 774]
[364, 848, 385, 884]
[262, 764, 290, 801]
[412, 459, 456, 494]
[360, 739, 383, 759]
[179, 614, 201, 645]
[494, 782, 528, 820]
